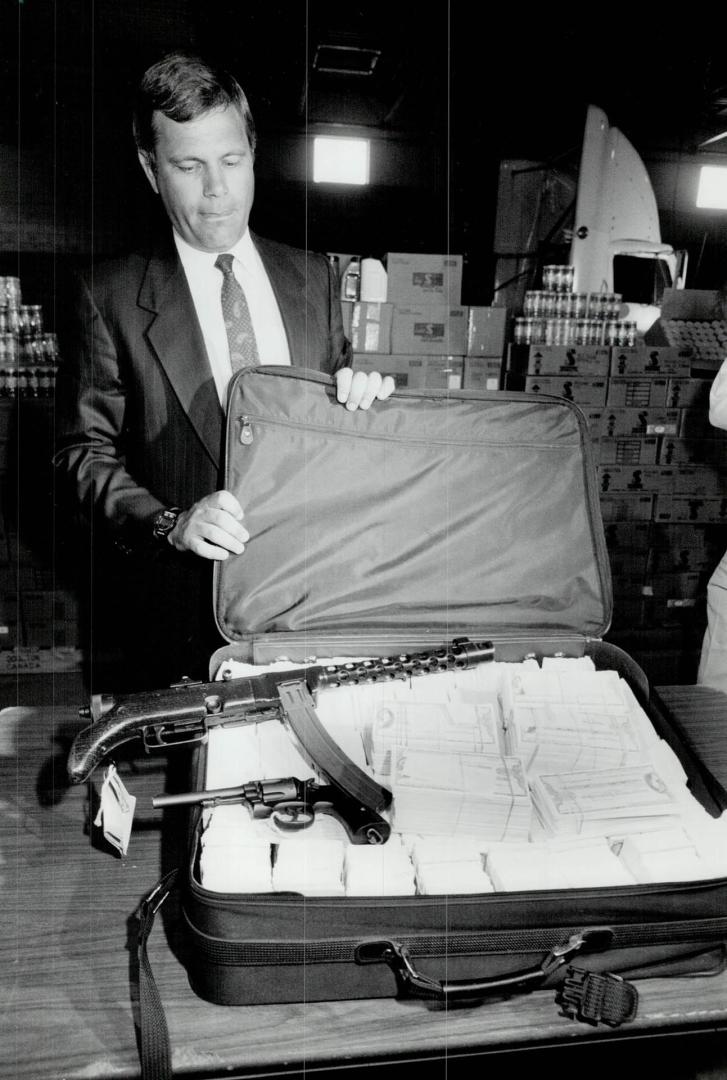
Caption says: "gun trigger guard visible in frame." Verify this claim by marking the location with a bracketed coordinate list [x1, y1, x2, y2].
[271, 801, 315, 832]
[142, 725, 206, 751]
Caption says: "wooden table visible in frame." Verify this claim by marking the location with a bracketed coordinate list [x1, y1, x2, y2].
[2, 677, 727, 1079]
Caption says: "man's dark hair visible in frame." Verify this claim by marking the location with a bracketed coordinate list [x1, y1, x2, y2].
[133, 51, 257, 157]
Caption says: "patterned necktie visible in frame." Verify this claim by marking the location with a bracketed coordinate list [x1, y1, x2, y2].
[215, 253, 260, 371]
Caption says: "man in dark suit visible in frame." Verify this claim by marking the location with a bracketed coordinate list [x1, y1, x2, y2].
[54, 52, 393, 689]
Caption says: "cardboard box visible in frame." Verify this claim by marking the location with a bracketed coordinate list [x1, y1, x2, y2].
[609, 346, 693, 377]
[606, 378, 668, 408]
[518, 375, 608, 407]
[466, 307, 507, 357]
[649, 522, 715, 552]
[648, 524, 717, 570]
[0, 591, 19, 648]
[22, 588, 81, 649]
[507, 344, 610, 377]
[659, 288, 722, 321]
[386, 253, 463, 305]
[610, 571, 647, 598]
[653, 495, 727, 524]
[678, 408, 727, 439]
[598, 465, 675, 495]
[599, 493, 654, 522]
[665, 378, 712, 410]
[672, 466, 727, 496]
[610, 597, 649, 629]
[648, 597, 701, 628]
[347, 302, 393, 354]
[658, 437, 727, 466]
[608, 549, 649, 578]
[462, 356, 502, 390]
[642, 572, 704, 601]
[599, 409, 680, 438]
[352, 353, 463, 390]
[391, 305, 468, 356]
[596, 437, 659, 466]
[603, 522, 652, 551]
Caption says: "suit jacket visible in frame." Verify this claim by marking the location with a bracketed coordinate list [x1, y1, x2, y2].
[54, 230, 351, 685]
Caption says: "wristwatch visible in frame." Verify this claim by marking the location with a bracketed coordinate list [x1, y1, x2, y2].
[151, 506, 182, 541]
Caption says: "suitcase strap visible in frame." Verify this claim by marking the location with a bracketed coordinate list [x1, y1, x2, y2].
[136, 869, 178, 1080]
[357, 930, 637, 1024]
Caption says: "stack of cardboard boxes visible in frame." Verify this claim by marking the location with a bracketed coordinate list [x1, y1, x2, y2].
[504, 336, 727, 674]
[344, 253, 507, 391]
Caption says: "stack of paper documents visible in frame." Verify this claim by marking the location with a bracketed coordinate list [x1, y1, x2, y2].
[343, 835, 416, 896]
[487, 837, 634, 890]
[507, 702, 649, 775]
[531, 764, 682, 838]
[368, 698, 503, 780]
[409, 837, 493, 894]
[272, 820, 347, 895]
[617, 827, 722, 883]
[199, 805, 275, 892]
[391, 748, 531, 839]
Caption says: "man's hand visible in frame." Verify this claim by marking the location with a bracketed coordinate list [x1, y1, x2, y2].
[168, 490, 249, 560]
[335, 368, 395, 411]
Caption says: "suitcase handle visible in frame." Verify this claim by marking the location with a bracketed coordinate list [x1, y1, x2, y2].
[355, 928, 614, 1003]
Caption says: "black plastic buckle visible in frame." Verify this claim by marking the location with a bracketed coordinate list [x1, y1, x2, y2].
[556, 965, 638, 1027]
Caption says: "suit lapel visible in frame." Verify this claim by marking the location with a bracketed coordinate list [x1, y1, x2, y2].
[253, 233, 308, 367]
[139, 238, 223, 469]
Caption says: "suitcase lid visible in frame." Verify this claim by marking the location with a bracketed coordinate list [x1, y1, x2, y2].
[214, 366, 611, 649]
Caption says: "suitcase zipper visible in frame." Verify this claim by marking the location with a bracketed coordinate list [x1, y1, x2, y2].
[234, 411, 583, 451]
[184, 911, 727, 966]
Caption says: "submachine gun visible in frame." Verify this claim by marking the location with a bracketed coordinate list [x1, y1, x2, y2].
[67, 637, 495, 844]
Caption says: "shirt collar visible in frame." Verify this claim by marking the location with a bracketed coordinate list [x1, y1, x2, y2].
[173, 228, 255, 273]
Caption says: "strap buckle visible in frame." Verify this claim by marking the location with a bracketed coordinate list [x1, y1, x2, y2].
[555, 965, 639, 1027]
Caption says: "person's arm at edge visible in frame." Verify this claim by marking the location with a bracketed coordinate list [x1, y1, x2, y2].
[709, 356, 727, 431]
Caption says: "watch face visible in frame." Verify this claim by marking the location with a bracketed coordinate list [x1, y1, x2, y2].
[153, 509, 179, 538]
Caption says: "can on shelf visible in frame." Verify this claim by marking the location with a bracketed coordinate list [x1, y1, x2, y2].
[557, 265, 575, 293]
[40, 332, 59, 362]
[2, 277, 21, 310]
[554, 293, 571, 318]
[604, 320, 622, 346]
[570, 292, 589, 318]
[608, 293, 623, 319]
[0, 333, 18, 362]
[587, 319, 604, 345]
[19, 304, 43, 337]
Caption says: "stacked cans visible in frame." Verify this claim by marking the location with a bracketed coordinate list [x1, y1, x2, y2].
[514, 266, 637, 348]
[0, 276, 59, 398]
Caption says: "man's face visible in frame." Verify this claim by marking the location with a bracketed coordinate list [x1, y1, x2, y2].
[139, 104, 255, 253]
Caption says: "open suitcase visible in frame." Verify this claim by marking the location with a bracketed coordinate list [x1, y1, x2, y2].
[131, 367, 727, 1074]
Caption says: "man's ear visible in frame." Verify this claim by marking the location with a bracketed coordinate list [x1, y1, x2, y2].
[138, 150, 159, 194]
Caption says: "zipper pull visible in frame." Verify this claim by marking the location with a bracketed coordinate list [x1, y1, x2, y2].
[239, 416, 253, 445]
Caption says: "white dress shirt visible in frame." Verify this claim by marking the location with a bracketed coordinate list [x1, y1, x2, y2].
[174, 229, 291, 404]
